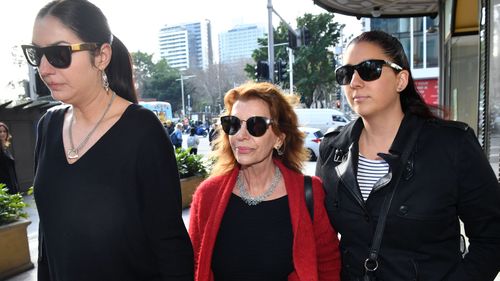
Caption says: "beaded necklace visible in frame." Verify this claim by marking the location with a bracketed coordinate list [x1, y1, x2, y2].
[237, 166, 281, 206]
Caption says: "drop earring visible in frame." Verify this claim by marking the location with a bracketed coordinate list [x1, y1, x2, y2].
[101, 70, 109, 92]
[275, 145, 284, 156]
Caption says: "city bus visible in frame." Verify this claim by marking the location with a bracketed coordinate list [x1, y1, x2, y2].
[139, 101, 173, 124]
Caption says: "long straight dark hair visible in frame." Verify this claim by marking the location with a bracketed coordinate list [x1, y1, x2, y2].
[36, 0, 137, 103]
[348, 30, 437, 119]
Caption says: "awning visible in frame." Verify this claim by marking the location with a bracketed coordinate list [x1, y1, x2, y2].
[312, 0, 439, 18]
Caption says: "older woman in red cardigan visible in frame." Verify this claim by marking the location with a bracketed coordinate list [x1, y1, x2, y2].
[189, 82, 341, 281]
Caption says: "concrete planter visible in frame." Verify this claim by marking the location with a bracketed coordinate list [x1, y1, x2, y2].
[180, 175, 204, 208]
[0, 219, 34, 280]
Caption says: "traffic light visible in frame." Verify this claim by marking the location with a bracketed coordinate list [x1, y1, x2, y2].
[288, 30, 298, 49]
[300, 27, 311, 46]
[255, 60, 269, 81]
[287, 27, 311, 49]
[275, 59, 288, 82]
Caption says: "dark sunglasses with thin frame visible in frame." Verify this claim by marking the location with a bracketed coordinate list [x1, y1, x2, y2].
[335, 59, 403, 85]
[21, 43, 100, 69]
[220, 116, 273, 137]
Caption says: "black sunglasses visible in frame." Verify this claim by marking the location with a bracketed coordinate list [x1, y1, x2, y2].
[220, 116, 273, 137]
[21, 43, 100, 69]
[335, 59, 403, 85]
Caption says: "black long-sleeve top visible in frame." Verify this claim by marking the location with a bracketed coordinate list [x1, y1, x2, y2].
[34, 104, 193, 281]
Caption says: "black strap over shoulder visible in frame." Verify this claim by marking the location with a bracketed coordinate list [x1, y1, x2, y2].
[364, 120, 424, 276]
[304, 175, 314, 221]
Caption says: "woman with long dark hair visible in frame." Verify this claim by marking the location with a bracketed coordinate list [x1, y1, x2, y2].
[316, 30, 500, 281]
[24, 1, 193, 280]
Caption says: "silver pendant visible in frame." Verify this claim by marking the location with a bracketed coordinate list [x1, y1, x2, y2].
[67, 149, 79, 159]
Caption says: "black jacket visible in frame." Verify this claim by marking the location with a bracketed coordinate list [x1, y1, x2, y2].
[0, 146, 19, 194]
[316, 114, 500, 281]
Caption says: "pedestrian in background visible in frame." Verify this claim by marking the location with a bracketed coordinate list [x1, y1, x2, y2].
[25, 1, 193, 280]
[170, 123, 183, 149]
[316, 30, 500, 281]
[189, 82, 341, 281]
[208, 123, 219, 150]
[187, 127, 200, 155]
[0, 122, 19, 194]
[165, 119, 175, 135]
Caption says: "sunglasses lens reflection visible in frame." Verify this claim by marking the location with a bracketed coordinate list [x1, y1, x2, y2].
[336, 66, 353, 85]
[45, 46, 72, 68]
[357, 61, 383, 81]
[221, 116, 239, 135]
[247, 117, 268, 137]
[22, 46, 40, 66]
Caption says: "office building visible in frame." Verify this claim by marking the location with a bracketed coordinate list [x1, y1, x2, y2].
[158, 20, 213, 70]
[218, 24, 265, 64]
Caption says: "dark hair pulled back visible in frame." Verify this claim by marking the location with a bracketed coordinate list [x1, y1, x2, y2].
[37, 0, 137, 103]
[349, 30, 436, 119]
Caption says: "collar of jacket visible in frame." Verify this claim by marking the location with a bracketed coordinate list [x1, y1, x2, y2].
[330, 113, 423, 207]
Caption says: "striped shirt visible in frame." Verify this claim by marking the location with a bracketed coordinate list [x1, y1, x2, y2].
[357, 154, 389, 201]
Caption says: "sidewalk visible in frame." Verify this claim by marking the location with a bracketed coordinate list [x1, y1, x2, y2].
[9, 194, 500, 281]
[5, 195, 191, 281]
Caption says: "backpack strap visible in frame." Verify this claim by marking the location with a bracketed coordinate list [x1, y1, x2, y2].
[304, 175, 314, 221]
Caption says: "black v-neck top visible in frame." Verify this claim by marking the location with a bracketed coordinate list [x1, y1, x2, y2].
[211, 194, 294, 281]
[34, 104, 193, 281]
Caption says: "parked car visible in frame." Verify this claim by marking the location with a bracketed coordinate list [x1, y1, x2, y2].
[299, 127, 324, 161]
[295, 108, 350, 133]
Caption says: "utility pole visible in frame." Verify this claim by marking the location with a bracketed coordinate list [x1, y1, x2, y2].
[267, 0, 300, 87]
[176, 74, 196, 117]
[288, 47, 294, 94]
[267, 0, 274, 83]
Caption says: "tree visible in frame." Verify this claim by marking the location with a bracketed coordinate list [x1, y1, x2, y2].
[131, 52, 187, 115]
[188, 60, 250, 115]
[186, 64, 221, 113]
[131, 51, 154, 99]
[132, 52, 251, 118]
[245, 13, 344, 108]
[294, 13, 343, 108]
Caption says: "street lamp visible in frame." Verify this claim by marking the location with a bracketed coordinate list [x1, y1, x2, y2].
[176, 74, 196, 117]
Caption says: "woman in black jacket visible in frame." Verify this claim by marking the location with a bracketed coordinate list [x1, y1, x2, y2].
[316, 30, 500, 281]
[0, 122, 19, 194]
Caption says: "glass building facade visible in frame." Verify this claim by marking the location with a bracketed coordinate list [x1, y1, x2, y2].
[366, 16, 440, 106]
[218, 24, 265, 64]
[158, 20, 213, 70]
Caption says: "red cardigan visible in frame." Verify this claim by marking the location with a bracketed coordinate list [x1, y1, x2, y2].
[189, 159, 341, 281]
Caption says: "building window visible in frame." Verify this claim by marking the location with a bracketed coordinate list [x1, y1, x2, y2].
[426, 16, 439, 67]
[413, 17, 424, 68]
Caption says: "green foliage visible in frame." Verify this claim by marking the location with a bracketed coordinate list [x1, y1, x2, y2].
[174, 148, 209, 179]
[294, 13, 343, 106]
[245, 13, 344, 107]
[0, 184, 28, 226]
[131, 52, 186, 114]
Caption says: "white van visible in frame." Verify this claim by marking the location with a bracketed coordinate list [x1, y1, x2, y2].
[294, 108, 350, 133]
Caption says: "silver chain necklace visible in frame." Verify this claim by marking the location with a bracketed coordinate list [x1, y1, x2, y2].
[67, 92, 116, 159]
[237, 166, 282, 206]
